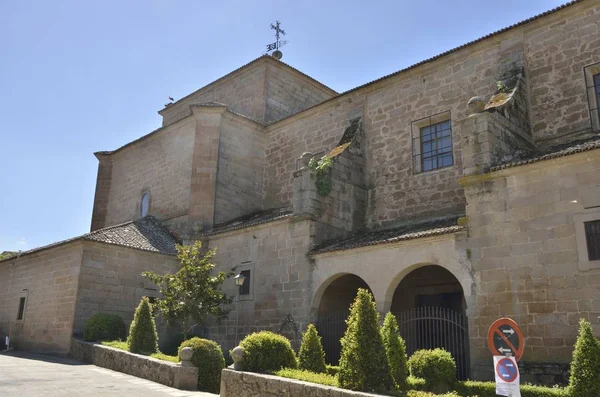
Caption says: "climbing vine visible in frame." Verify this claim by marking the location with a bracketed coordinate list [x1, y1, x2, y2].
[308, 155, 333, 196]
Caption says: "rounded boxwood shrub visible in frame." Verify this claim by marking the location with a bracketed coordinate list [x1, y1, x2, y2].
[127, 297, 158, 354]
[179, 338, 225, 393]
[381, 312, 408, 391]
[338, 288, 394, 393]
[568, 318, 600, 397]
[239, 331, 297, 372]
[298, 324, 327, 373]
[408, 348, 456, 393]
[83, 313, 126, 342]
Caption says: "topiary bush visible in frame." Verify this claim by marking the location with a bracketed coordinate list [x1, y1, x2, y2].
[408, 348, 456, 393]
[298, 324, 327, 373]
[567, 318, 600, 397]
[178, 337, 225, 393]
[381, 312, 409, 391]
[83, 313, 126, 342]
[239, 331, 297, 373]
[127, 297, 159, 354]
[338, 288, 394, 393]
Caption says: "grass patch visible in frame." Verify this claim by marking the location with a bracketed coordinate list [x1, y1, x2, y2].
[100, 340, 178, 363]
[150, 352, 179, 363]
[274, 368, 338, 387]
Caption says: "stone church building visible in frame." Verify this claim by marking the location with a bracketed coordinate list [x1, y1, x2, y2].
[1, 0, 600, 383]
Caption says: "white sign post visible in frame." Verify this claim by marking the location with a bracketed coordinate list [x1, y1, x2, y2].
[494, 355, 521, 397]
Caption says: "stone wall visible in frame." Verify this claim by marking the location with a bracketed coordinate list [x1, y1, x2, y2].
[220, 368, 386, 397]
[0, 243, 83, 354]
[214, 113, 266, 225]
[101, 116, 195, 229]
[69, 338, 198, 390]
[263, 1, 599, 228]
[159, 59, 266, 127]
[463, 148, 600, 377]
[73, 241, 178, 346]
[204, 217, 313, 352]
[264, 62, 336, 124]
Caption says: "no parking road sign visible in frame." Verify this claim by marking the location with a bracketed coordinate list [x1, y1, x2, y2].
[488, 318, 524, 361]
[494, 356, 521, 397]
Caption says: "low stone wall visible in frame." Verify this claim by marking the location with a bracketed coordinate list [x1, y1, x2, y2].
[520, 362, 570, 386]
[220, 368, 387, 397]
[69, 338, 198, 390]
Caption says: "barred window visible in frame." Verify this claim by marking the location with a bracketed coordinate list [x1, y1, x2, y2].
[584, 220, 600, 261]
[412, 111, 453, 173]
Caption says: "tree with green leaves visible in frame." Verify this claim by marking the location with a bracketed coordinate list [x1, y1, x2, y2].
[298, 324, 327, 373]
[128, 297, 159, 354]
[143, 241, 233, 340]
[381, 312, 408, 391]
[338, 288, 394, 393]
[568, 318, 600, 396]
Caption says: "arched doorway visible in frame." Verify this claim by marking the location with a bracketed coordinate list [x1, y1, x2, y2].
[391, 265, 469, 379]
[316, 274, 371, 365]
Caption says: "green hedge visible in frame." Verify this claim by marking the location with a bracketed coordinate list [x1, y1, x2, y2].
[568, 318, 600, 396]
[127, 297, 158, 354]
[408, 349, 456, 393]
[326, 364, 340, 377]
[179, 338, 225, 394]
[239, 331, 297, 373]
[455, 380, 566, 396]
[274, 368, 338, 387]
[84, 313, 126, 342]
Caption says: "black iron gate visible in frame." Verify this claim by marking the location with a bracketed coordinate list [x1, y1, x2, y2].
[394, 307, 470, 380]
[316, 311, 348, 365]
[317, 307, 469, 379]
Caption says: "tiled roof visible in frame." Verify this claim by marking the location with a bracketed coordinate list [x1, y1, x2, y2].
[0, 216, 179, 264]
[85, 216, 179, 255]
[202, 207, 294, 236]
[491, 135, 600, 171]
[310, 217, 465, 255]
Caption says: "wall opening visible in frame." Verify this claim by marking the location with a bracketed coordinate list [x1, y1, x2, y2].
[316, 274, 372, 365]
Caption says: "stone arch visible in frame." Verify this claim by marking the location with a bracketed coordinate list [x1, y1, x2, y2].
[382, 261, 473, 313]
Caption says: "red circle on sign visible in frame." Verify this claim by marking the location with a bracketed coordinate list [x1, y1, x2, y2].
[496, 357, 518, 383]
[487, 318, 525, 361]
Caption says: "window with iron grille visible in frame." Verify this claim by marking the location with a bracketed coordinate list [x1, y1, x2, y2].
[412, 111, 453, 173]
[239, 270, 251, 296]
[584, 220, 600, 261]
[584, 63, 600, 131]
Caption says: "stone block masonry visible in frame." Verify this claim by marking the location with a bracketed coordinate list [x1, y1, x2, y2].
[70, 338, 199, 391]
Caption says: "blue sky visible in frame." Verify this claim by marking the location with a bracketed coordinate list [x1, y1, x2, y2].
[0, 0, 566, 252]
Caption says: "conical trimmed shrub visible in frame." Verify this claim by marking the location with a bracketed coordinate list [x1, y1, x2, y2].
[338, 288, 394, 393]
[568, 318, 600, 397]
[298, 324, 327, 373]
[381, 312, 408, 391]
[127, 297, 159, 354]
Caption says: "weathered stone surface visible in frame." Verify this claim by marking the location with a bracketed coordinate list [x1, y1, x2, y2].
[220, 369, 390, 397]
[69, 338, 198, 391]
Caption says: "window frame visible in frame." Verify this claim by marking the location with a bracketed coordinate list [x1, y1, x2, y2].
[236, 262, 255, 301]
[16, 290, 28, 321]
[574, 209, 600, 271]
[140, 191, 151, 217]
[584, 63, 600, 131]
[412, 111, 454, 174]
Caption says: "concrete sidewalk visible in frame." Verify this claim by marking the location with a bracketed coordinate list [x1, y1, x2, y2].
[0, 351, 218, 397]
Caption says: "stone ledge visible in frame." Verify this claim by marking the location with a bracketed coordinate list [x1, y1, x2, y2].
[220, 368, 389, 396]
[69, 338, 198, 391]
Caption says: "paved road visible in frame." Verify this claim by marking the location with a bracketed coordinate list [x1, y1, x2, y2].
[0, 351, 218, 397]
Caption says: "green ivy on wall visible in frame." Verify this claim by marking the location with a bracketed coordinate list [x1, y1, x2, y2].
[308, 155, 333, 196]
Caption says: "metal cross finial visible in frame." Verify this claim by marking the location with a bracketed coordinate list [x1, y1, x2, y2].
[266, 20, 288, 57]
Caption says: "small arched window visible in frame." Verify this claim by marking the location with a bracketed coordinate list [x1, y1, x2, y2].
[140, 192, 150, 217]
